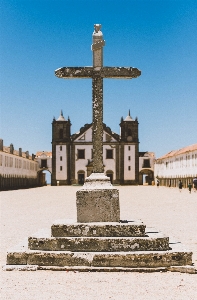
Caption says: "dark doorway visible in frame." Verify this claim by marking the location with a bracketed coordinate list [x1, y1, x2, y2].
[78, 173, 85, 185]
[106, 173, 113, 183]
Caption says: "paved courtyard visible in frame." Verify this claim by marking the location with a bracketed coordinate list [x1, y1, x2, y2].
[0, 185, 197, 299]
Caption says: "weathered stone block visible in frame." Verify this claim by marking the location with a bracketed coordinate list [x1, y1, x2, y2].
[76, 189, 120, 222]
[92, 251, 193, 268]
[27, 252, 92, 267]
[51, 221, 146, 237]
[7, 252, 28, 265]
[28, 234, 169, 252]
[6, 248, 193, 268]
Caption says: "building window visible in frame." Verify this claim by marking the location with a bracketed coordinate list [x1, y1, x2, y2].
[128, 146, 130, 151]
[128, 156, 131, 161]
[142, 159, 151, 168]
[106, 149, 113, 159]
[41, 159, 47, 168]
[60, 146, 62, 151]
[60, 156, 62, 161]
[128, 166, 131, 171]
[60, 166, 62, 171]
[78, 149, 85, 159]
[91, 149, 93, 159]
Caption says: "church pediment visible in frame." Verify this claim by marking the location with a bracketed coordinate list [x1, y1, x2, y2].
[72, 124, 92, 142]
[72, 123, 119, 143]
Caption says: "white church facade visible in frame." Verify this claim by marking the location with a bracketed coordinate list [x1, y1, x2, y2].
[51, 111, 155, 186]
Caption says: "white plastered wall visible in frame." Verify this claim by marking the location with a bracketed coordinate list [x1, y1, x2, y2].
[75, 144, 92, 178]
[124, 145, 135, 180]
[56, 145, 67, 180]
[0, 152, 38, 177]
[154, 150, 197, 179]
[103, 145, 116, 179]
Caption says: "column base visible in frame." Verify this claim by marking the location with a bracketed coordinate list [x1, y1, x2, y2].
[76, 173, 120, 222]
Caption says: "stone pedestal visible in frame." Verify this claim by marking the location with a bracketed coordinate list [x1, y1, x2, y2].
[76, 173, 120, 223]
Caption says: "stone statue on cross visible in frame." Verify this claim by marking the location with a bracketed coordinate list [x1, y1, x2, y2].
[55, 24, 141, 174]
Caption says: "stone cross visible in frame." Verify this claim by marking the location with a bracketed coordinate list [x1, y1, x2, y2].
[55, 24, 141, 174]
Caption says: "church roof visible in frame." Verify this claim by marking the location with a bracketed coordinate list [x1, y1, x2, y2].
[36, 151, 52, 157]
[57, 110, 66, 121]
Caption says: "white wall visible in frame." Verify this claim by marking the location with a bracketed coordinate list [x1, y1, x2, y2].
[56, 145, 67, 180]
[154, 150, 197, 178]
[0, 152, 38, 178]
[103, 145, 116, 179]
[75, 144, 92, 178]
[139, 153, 155, 172]
[124, 145, 135, 180]
[35, 153, 52, 173]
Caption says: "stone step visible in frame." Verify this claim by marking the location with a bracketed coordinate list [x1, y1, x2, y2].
[28, 233, 169, 252]
[3, 265, 197, 274]
[51, 219, 146, 237]
[6, 243, 193, 269]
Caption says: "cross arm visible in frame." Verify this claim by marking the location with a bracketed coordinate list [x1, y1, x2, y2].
[55, 67, 93, 79]
[55, 66, 141, 79]
[102, 67, 141, 79]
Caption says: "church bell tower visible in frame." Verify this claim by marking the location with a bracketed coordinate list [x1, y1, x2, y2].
[119, 110, 139, 184]
[51, 110, 71, 185]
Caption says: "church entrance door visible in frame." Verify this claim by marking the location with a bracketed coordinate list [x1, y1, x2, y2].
[78, 173, 85, 185]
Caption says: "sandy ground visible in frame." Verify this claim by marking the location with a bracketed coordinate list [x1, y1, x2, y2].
[0, 185, 197, 300]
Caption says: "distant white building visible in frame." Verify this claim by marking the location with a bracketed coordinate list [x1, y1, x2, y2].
[139, 152, 155, 185]
[0, 139, 39, 190]
[51, 111, 154, 185]
[154, 144, 197, 188]
[35, 151, 52, 185]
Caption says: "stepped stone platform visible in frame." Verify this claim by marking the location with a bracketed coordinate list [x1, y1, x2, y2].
[4, 219, 196, 273]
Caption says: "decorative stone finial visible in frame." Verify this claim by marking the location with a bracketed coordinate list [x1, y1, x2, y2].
[94, 24, 101, 33]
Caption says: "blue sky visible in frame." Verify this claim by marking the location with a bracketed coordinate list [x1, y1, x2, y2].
[1, 0, 197, 158]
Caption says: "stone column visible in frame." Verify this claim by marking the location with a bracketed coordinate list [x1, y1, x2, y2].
[92, 24, 105, 173]
[92, 75, 104, 173]
[76, 24, 119, 223]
